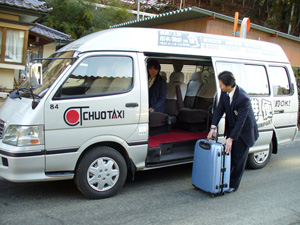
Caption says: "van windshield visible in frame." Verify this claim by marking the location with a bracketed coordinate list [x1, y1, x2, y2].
[20, 51, 76, 98]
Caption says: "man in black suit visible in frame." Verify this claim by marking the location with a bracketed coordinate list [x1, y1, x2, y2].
[207, 71, 259, 193]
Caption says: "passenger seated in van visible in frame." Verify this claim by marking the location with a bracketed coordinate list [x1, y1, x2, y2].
[148, 60, 167, 113]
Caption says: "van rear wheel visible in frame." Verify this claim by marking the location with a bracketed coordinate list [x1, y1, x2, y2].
[74, 146, 127, 199]
[247, 142, 272, 169]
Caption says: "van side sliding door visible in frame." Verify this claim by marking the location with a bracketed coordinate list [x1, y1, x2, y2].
[213, 59, 273, 152]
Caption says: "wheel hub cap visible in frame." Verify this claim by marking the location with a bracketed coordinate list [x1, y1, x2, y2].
[87, 157, 120, 192]
[253, 150, 269, 164]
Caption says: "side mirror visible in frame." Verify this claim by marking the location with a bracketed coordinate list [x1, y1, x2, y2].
[29, 63, 43, 87]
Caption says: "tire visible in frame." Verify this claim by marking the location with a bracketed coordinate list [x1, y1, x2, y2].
[74, 146, 127, 199]
[247, 142, 272, 169]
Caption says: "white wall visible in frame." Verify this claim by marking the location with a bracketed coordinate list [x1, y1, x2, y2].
[0, 68, 15, 90]
[43, 43, 56, 58]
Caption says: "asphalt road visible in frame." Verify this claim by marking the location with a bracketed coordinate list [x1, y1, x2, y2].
[1, 134, 300, 225]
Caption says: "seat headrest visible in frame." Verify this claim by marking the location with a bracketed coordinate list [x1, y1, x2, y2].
[191, 71, 202, 81]
[169, 72, 184, 83]
[160, 71, 167, 80]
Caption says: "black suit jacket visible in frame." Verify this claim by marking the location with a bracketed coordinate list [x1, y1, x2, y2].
[211, 85, 259, 147]
[149, 74, 167, 113]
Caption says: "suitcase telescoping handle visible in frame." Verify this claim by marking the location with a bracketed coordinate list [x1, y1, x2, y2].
[220, 144, 229, 193]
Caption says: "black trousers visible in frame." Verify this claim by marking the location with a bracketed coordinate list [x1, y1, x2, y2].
[230, 137, 249, 189]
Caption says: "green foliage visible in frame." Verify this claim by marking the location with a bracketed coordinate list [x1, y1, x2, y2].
[42, 0, 132, 39]
[293, 66, 300, 124]
[252, 0, 300, 35]
[293, 66, 300, 77]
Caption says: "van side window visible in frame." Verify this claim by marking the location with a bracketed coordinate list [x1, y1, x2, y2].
[268, 67, 290, 95]
[216, 62, 269, 96]
[60, 56, 133, 98]
[243, 65, 269, 96]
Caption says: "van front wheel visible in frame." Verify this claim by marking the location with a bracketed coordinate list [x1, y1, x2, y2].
[74, 146, 127, 199]
[247, 142, 272, 169]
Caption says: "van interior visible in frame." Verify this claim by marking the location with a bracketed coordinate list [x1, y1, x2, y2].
[146, 56, 217, 167]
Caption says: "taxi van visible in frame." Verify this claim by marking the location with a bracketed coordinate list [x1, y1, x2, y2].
[0, 28, 298, 198]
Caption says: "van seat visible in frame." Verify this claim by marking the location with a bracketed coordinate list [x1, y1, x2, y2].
[86, 77, 112, 94]
[106, 77, 132, 92]
[184, 71, 203, 108]
[166, 72, 187, 116]
[177, 71, 209, 131]
[149, 112, 169, 136]
[197, 71, 216, 99]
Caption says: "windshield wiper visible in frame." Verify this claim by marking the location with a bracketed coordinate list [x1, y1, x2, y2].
[9, 88, 40, 100]
[10, 87, 41, 109]
[10, 87, 40, 100]
[10, 88, 26, 99]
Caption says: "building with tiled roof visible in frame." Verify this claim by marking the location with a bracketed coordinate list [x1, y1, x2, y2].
[112, 6, 300, 67]
[29, 23, 73, 46]
[0, 0, 52, 22]
[0, 0, 71, 92]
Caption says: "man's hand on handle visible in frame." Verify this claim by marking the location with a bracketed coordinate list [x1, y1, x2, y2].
[207, 126, 233, 154]
[207, 129, 216, 140]
[223, 138, 233, 154]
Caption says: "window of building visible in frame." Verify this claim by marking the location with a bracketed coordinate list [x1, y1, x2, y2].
[5, 29, 25, 63]
[0, 27, 26, 64]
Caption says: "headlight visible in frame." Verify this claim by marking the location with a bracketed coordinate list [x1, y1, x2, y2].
[3, 125, 44, 146]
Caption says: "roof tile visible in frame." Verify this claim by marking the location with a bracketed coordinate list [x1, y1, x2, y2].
[0, 0, 52, 12]
[30, 23, 73, 42]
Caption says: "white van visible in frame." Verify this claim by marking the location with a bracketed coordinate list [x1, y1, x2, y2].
[0, 28, 298, 199]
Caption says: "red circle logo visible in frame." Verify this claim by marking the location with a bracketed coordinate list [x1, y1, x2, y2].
[65, 109, 80, 125]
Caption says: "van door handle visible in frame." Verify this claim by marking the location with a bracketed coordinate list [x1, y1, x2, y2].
[126, 103, 139, 108]
[274, 109, 284, 113]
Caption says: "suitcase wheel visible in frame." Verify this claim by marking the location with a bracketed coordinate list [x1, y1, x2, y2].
[192, 184, 199, 190]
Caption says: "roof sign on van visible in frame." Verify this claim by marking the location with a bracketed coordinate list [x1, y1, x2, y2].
[158, 30, 201, 48]
[57, 28, 289, 64]
[158, 30, 281, 57]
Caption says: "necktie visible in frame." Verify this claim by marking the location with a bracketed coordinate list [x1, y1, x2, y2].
[227, 93, 231, 106]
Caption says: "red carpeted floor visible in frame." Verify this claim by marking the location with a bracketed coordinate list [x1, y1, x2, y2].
[149, 129, 208, 147]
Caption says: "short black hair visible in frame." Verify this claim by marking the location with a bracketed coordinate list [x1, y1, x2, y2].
[218, 71, 236, 87]
[147, 59, 161, 72]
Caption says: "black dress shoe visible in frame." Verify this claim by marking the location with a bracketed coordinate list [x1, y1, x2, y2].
[226, 187, 237, 193]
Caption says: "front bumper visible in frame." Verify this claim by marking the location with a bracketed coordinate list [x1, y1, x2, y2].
[0, 142, 46, 182]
